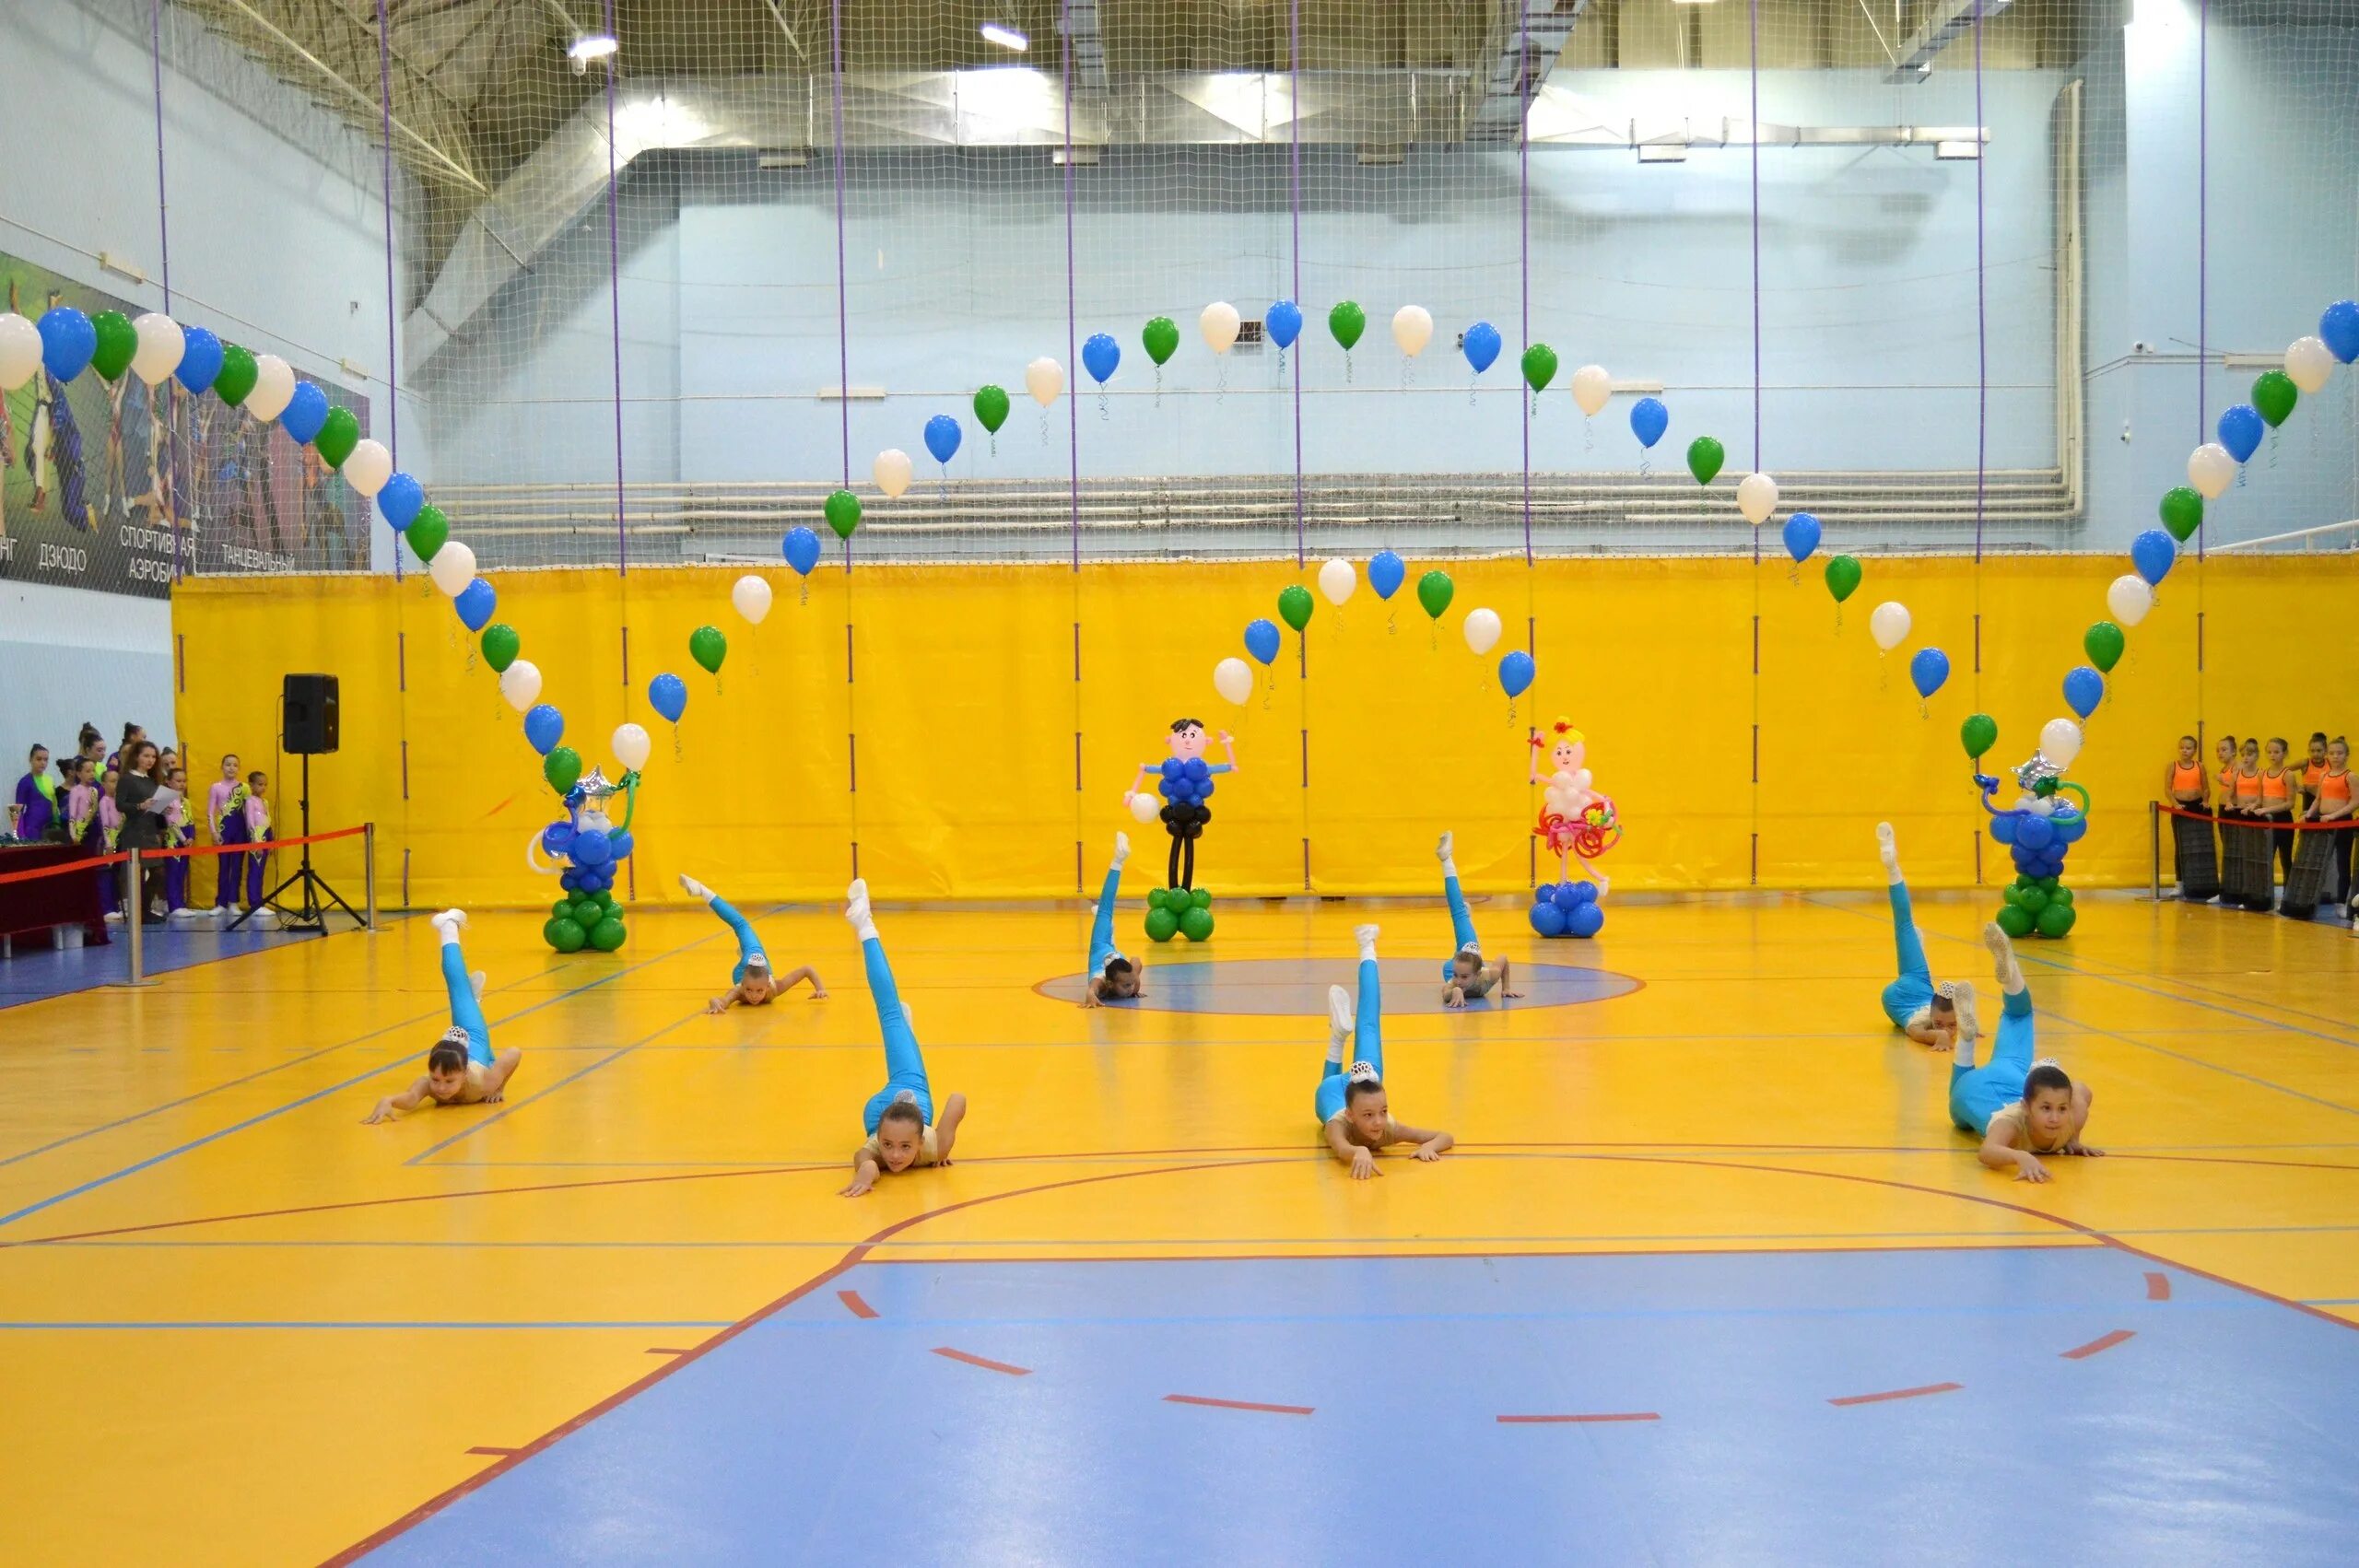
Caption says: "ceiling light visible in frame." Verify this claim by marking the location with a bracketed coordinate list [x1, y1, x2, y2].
[1934, 139, 1980, 160]
[1637, 142, 1688, 163]
[567, 33, 619, 64]
[1670, 0, 1719, 6]
[980, 22, 1029, 52]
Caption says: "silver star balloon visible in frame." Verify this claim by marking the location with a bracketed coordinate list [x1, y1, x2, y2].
[2013, 751, 2061, 792]
[574, 766, 620, 802]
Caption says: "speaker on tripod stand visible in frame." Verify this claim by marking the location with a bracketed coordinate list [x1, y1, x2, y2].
[232, 674, 360, 932]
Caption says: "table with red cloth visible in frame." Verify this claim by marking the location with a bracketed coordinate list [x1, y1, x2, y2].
[0, 843, 110, 948]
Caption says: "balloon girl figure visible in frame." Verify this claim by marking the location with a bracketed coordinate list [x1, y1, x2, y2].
[529, 762, 641, 954]
[1530, 719, 1622, 900]
[1123, 720, 1237, 943]
[1976, 721, 2091, 942]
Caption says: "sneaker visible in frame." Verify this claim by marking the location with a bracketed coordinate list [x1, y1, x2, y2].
[429, 908, 468, 942]
[844, 880, 873, 931]
[1327, 984, 1354, 1056]
[1436, 830, 1454, 862]
[1113, 830, 1131, 867]
[1354, 922, 1379, 951]
[470, 970, 487, 1001]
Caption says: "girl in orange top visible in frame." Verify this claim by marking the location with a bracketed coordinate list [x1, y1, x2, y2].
[2224, 739, 2271, 910]
[2213, 735, 2240, 816]
[2164, 735, 2218, 902]
[2310, 737, 2352, 908]
[2165, 735, 2207, 807]
[2260, 737, 2298, 882]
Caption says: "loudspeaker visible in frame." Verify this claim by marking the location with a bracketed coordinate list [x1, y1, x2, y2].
[282, 673, 340, 755]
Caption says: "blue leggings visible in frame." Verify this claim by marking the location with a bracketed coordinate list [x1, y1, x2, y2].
[1087, 861, 1124, 977]
[1438, 873, 1479, 979]
[441, 940, 492, 1067]
[859, 934, 934, 1133]
[1880, 879, 1936, 1029]
[1313, 957, 1385, 1123]
[1949, 983, 2036, 1135]
[710, 895, 764, 984]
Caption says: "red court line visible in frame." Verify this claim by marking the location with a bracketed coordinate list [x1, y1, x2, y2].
[1497, 1411, 1661, 1424]
[1828, 1382, 1963, 1408]
[464, 1446, 520, 1457]
[2060, 1329, 2135, 1360]
[644, 1347, 690, 1356]
[2145, 1271, 2172, 1301]
[1164, 1393, 1313, 1416]
[839, 1289, 878, 1319]
[931, 1346, 1030, 1376]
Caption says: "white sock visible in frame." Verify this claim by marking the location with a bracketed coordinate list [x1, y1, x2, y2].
[1983, 922, 2024, 994]
[430, 908, 466, 945]
[1112, 831, 1130, 870]
[845, 880, 878, 943]
[679, 874, 713, 904]
[1876, 823, 1901, 884]
[1355, 923, 1379, 961]
[1327, 984, 1353, 1062]
[1437, 830, 1456, 877]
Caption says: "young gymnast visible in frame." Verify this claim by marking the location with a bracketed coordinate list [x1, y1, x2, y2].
[1318, 924, 1454, 1178]
[679, 874, 826, 1012]
[839, 881, 968, 1197]
[1951, 921, 2100, 1182]
[360, 910, 524, 1122]
[1077, 832, 1146, 1007]
[1435, 831, 1520, 1009]
[1875, 823, 1961, 1049]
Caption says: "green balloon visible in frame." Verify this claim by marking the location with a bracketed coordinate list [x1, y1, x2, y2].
[545, 917, 587, 953]
[1328, 300, 1366, 350]
[90, 310, 136, 381]
[544, 745, 582, 795]
[2051, 886, 2074, 907]
[405, 504, 450, 564]
[213, 345, 258, 407]
[1144, 906, 1180, 942]
[1520, 343, 1558, 393]
[481, 624, 521, 673]
[2037, 875, 2060, 891]
[1686, 437, 1725, 486]
[1190, 887, 1212, 909]
[1146, 887, 1169, 910]
[2083, 620, 2124, 673]
[589, 916, 628, 953]
[315, 406, 360, 469]
[593, 889, 618, 913]
[1416, 569, 1454, 621]
[973, 384, 1010, 434]
[2001, 884, 2023, 907]
[1960, 712, 1998, 759]
[2158, 486, 2203, 543]
[2016, 885, 2050, 915]
[1994, 903, 2035, 939]
[689, 625, 727, 674]
[1824, 554, 1862, 604]
[1277, 584, 1314, 633]
[571, 899, 602, 929]
[1178, 906, 1215, 942]
[824, 489, 862, 541]
[2251, 369, 2297, 428]
[2035, 902, 2076, 939]
[552, 898, 576, 920]
[1142, 316, 1180, 366]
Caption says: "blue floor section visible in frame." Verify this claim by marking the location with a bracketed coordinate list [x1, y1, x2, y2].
[0, 921, 332, 1007]
[1037, 955, 1642, 1013]
[360, 1248, 2359, 1565]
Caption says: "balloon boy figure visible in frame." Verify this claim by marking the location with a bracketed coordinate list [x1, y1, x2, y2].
[1123, 720, 1238, 942]
[531, 766, 640, 954]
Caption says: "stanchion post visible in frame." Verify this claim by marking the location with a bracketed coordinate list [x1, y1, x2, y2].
[2150, 801, 2162, 903]
[364, 823, 378, 932]
[126, 849, 146, 986]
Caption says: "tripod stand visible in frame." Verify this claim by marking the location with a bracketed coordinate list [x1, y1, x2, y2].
[234, 753, 358, 933]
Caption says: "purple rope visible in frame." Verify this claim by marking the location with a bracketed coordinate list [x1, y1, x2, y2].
[2197, 0, 2208, 560]
[1749, 0, 1761, 568]
[1063, 0, 1078, 572]
[150, 0, 179, 579]
[1973, 0, 1986, 565]
[1289, 0, 1303, 568]
[374, 1, 400, 490]
[604, 0, 627, 576]
[831, 0, 851, 499]
[1520, 2, 1532, 567]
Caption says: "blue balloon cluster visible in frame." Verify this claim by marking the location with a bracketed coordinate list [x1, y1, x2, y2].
[1984, 792, 2088, 882]
[1157, 756, 1215, 807]
[543, 816, 636, 896]
[1528, 880, 1604, 939]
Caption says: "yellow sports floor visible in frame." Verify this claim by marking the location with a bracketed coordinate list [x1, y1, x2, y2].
[4, 888, 2358, 1564]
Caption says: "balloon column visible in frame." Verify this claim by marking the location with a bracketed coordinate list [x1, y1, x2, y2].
[1969, 716, 2091, 940]
[528, 755, 643, 953]
[1529, 879, 1604, 941]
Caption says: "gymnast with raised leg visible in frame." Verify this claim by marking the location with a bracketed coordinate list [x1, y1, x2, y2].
[1952, 922, 2100, 1183]
[1318, 924, 1453, 1179]
[1876, 823, 1962, 1050]
[679, 873, 826, 1012]
[361, 910, 524, 1123]
[839, 881, 968, 1197]
[1436, 830, 1520, 1009]
[1078, 832, 1145, 1007]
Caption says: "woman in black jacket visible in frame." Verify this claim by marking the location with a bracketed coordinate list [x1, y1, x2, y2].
[114, 740, 169, 925]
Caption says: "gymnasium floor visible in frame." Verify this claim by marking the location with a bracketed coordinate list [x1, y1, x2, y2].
[5, 885, 2358, 1565]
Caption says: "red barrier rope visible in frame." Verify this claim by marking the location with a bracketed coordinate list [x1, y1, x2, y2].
[2154, 802, 2358, 831]
[0, 825, 369, 887]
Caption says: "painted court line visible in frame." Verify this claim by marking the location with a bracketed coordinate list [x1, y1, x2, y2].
[839, 1290, 878, 1318]
[1497, 1411, 1661, 1424]
[931, 1346, 1030, 1375]
[2146, 1271, 2173, 1301]
[1163, 1393, 1313, 1415]
[1827, 1381, 1963, 1407]
[2060, 1328, 2135, 1360]
[465, 1446, 521, 1458]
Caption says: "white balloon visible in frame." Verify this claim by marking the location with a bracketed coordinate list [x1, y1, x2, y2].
[2186, 442, 2236, 501]
[1569, 364, 1611, 417]
[342, 439, 393, 497]
[1213, 656, 1254, 707]
[1570, 766, 1592, 793]
[1200, 301, 1241, 355]
[1736, 472, 1780, 526]
[2285, 334, 2335, 395]
[874, 448, 913, 499]
[1026, 356, 1063, 408]
[498, 660, 542, 712]
[428, 540, 476, 597]
[247, 354, 295, 423]
[0, 312, 41, 392]
[732, 574, 773, 626]
[1462, 607, 1503, 655]
[1391, 305, 1433, 357]
[2040, 717, 2083, 769]
[1868, 600, 1912, 652]
[611, 722, 652, 773]
[129, 312, 185, 386]
[1317, 557, 1356, 607]
[2106, 574, 2153, 627]
[1129, 790, 1163, 824]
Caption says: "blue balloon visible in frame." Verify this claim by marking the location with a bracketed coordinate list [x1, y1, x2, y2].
[1244, 618, 1282, 666]
[559, 869, 582, 893]
[2130, 528, 2176, 587]
[1781, 512, 1822, 565]
[1160, 758, 1184, 780]
[1990, 814, 2018, 845]
[1909, 647, 1951, 700]
[454, 578, 497, 632]
[1551, 883, 1582, 912]
[2062, 664, 2105, 720]
[1197, 778, 1215, 800]
[1532, 883, 1559, 904]
[378, 472, 425, 530]
[2320, 299, 2359, 365]
[1082, 332, 1121, 384]
[570, 828, 613, 869]
[1183, 758, 1211, 781]
[1461, 321, 1501, 374]
[648, 673, 688, 724]
[1567, 880, 1599, 905]
[1629, 397, 1669, 450]
[1265, 299, 1303, 350]
[37, 307, 96, 381]
[281, 381, 330, 444]
[1367, 550, 1405, 601]
[1529, 901, 1568, 938]
[2015, 814, 2055, 851]
[2054, 813, 2087, 844]
[781, 525, 823, 577]
[607, 830, 634, 862]
[923, 414, 961, 465]
[523, 704, 565, 756]
[1567, 902, 1604, 939]
[541, 823, 576, 857]
[1498, 649, 1535, 699]
[2217, 404, 2264, 463]
[173, 327, 223, 395]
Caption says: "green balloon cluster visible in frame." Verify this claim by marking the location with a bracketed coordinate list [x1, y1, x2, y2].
[1998, 876, 2076, 940]
[546, 889, 628, 954]
[1144, 885, 1214, 943]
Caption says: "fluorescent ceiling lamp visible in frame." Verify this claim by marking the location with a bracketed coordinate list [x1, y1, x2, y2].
[1934, 138, 1980, 159]
[1637, 142, 1687, 163]
[567, 33, 619, 64]
[1671, 0, 1719, 6]
[980, 22, 1029, 52]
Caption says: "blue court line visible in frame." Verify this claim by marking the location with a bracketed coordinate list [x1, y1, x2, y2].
[0, 917, 372, 1011]
[0, 1320, 737, 1331]
[403, 1011, 706, 1166]
[0, 920, 745, 1231]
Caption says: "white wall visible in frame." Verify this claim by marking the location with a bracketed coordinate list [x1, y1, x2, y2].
[0, 580, 175, 778]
